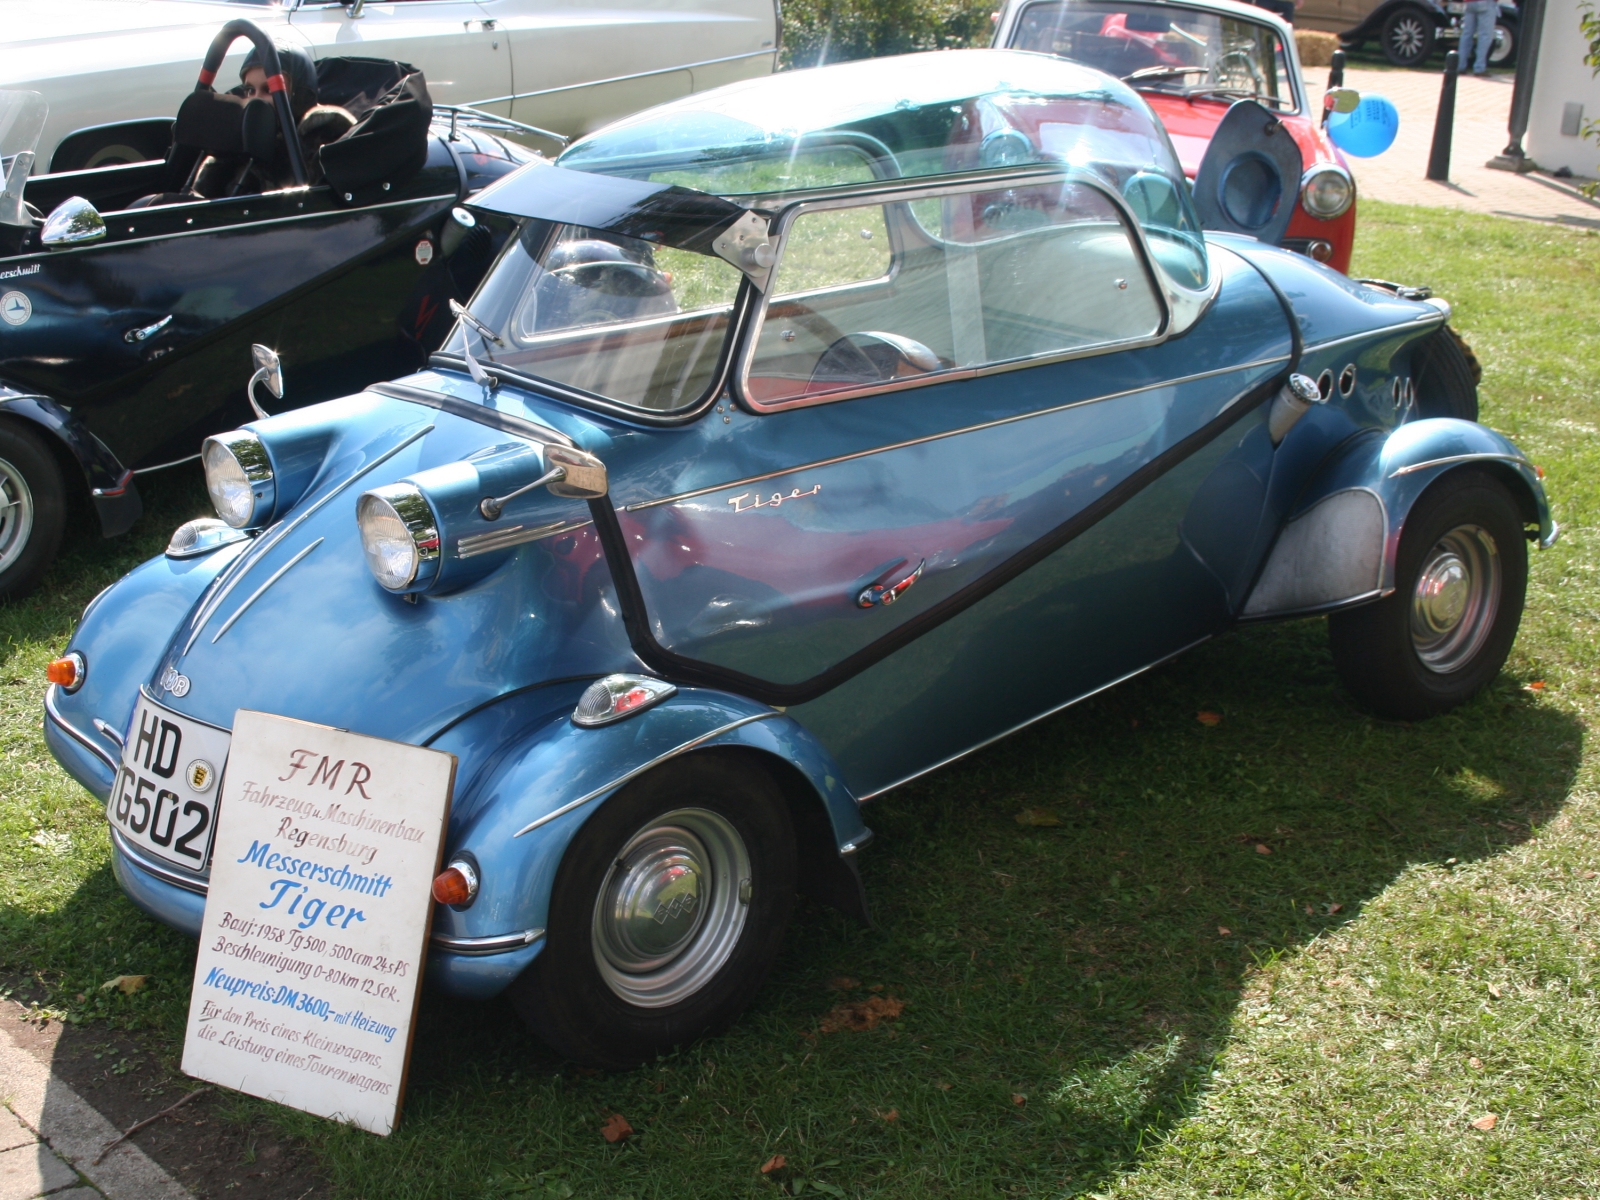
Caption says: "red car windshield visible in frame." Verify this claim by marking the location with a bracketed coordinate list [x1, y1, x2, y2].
[1007, 1, 1299, 112]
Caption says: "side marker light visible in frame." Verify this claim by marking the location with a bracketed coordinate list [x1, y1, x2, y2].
[47, 653, 85, 692]
[432, 860, 479, 906]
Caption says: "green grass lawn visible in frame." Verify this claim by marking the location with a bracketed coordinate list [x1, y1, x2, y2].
[3, 200, 1599, 1198]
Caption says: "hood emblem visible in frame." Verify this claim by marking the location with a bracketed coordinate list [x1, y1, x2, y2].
[160, 666, 191, 697]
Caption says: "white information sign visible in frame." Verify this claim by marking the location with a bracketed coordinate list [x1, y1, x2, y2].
[182, 710, 456, 1135]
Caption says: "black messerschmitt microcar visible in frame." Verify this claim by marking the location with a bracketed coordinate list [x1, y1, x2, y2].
[0, 20, 547, 598]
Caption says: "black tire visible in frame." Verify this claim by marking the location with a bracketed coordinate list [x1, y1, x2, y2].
[1412, 324, 1480, 420]
[509, 754, 796, 1069]
[0, 422, 68, 603]
[1382, 6, 1437, 66]
[1329, 471, 1527, 720]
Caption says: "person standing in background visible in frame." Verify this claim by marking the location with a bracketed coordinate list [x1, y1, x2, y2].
[1458, 0, 1498, 75]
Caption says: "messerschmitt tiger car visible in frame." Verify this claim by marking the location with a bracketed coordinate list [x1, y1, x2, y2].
[0, 19, 542, 599]
[45, 50, 1553, 1069]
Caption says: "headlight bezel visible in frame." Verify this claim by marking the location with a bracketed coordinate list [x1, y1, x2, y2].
[356, 483, 442, 593]
[201, 431, 276, 529]
[1300, 164, 1355, 221]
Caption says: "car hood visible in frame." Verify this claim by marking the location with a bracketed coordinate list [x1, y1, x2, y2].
[125, 382, 641, 747]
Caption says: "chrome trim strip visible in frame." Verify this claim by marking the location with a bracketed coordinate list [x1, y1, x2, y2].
[133, 453, 201, 475]
[429, 928, 546, 955]
[457, 517, 592, 559]
[183, 424, 434, 654]
[44, 686, 117, 771]
[512, 711, 782, 837]
[1237, 586, 1389, 622]
[858, 635, 1212, 801]
[92, 719, 125, 748]
[464, 50, 776, 107]
[1541, 521, 1561, 549]
[1302, 316, 1445, 357]
[1387, 451, 1532, 478]
[840, 830, 874, 855]
[22, 195, 458, 258]
[110, 827, 209, 895]
[622, 356, 1289, 512]
[137, 685, 232, 732]
[210, 537, 324, 644]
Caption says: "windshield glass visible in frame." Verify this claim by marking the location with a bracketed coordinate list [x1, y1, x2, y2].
[1006, 2, 1298, 112]
[441, 219, 745, 414]
[0, 91, 46, 227]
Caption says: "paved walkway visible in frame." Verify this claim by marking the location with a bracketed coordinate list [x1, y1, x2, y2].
[1309, 66, 1600, 228]
[0, 1019, 191, 1200]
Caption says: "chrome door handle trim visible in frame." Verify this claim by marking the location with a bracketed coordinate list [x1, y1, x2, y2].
[858, 559, 924, 608]
[124, 315, 173, 343]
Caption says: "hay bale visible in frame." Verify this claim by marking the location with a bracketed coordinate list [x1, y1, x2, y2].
[1296, 30, 1340, 67]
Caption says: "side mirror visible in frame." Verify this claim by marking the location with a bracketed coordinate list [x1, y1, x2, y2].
[1324, 87, 1361, 115]
[40, 196, 105, 245]
[545, 445, 608, 500]
[247, 344, 283, 419]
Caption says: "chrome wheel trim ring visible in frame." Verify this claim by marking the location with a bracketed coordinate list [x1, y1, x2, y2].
[0, 456, 36, 577]
[1410, 523, 1501, 674]
[592, 807, 751, 1009]
[1392, 16, 1427, 56]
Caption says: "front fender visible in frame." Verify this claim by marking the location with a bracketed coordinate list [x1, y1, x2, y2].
[424, 685, 869, 999]
[1242, 418, 1552, 619]
[0, 387, 141, 536]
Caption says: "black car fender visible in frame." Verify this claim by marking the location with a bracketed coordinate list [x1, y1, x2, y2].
[0, 384, 142, 537]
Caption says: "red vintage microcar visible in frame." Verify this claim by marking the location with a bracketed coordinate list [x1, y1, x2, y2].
[995, 0, 1358, 273]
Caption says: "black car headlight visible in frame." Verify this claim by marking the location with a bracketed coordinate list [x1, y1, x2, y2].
[356, 484, 441, 592]
[1300, 165, 1354, 220]
[201, 432, 275, 529]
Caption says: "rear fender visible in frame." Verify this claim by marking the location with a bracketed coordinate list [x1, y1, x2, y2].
[1242, 418, 1551, 619]
[426, 685, 870, 998]
[0, 386, 141, 536]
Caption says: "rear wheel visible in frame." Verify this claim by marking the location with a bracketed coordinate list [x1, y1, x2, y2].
[509, 754, 796, 1069]
[1382, 6, 1437, 66]
[0, 423, 67, 603]
[1329, 471, 1527, 720]
[1489, 20, 1517, 65]
[1412, 325, 1480, 420]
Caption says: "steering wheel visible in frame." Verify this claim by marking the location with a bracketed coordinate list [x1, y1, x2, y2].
[195, 19, 307, 186]
[543, 260, 677, 328]
[808, 331, 943, 390]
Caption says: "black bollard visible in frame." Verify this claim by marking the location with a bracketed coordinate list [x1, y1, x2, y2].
[1427, 50, 1460, 181]
[1328, 49, 1345, 90]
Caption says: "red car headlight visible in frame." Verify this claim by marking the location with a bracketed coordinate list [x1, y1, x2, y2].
[1301, 165, 1355, 220]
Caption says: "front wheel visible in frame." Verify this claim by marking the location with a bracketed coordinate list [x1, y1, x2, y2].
[0, 422, 68, 603]
[1329, 471, 1527, 720]
[1412, 324, 1480, 421]
[509, 754, 796, 1069]
[1382, 6, 1437, 66]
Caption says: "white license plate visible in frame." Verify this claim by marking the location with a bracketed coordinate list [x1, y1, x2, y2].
[107, 694, 232, 870]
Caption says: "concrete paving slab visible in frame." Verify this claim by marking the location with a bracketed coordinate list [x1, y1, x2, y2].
[0, 1142, 79, 1200]
[1309, 66, 1600, 224]
[0, 1111, 35, 1156]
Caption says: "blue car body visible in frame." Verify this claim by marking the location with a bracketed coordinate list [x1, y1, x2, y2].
[45, 50, 1551, 1012]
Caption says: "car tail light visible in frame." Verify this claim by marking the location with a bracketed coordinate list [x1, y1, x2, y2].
[47, 653, 84, 692]
[432, 859, 479, 907]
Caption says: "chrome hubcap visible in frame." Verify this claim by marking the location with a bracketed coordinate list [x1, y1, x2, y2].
[592, 808, 750, 1008]
[1393, 18, 1425, 54]
[0, 456, 36, 576]
[1410, 524, 1500, 674]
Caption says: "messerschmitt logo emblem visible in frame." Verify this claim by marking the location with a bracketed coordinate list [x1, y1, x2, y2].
[0, 291, 31, 327]
[160, 666, 191, 697]
[186, 759, 215, 793]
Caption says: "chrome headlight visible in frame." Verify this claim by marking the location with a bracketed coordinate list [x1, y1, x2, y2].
[356, 484, 441, 592]
[1300, 165, 1354, 220]
[201, 432, 275, 529]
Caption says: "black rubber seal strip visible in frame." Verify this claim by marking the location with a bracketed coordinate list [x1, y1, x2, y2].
[589, 351, 1296, 707]
[367, 380, 574, 446]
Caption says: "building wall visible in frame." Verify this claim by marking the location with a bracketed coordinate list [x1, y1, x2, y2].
[1526, 0, 1600, 177]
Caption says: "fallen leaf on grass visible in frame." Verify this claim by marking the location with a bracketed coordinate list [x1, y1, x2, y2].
[1469, 1057, 1484, 1070]
[1470, 1113, 1498, 1131]
[934, 1081, 952, 1091]
[99, 975, 147, 995]
[1011, 1093, 1027, 1106]
[819, 994, 905, 1033]
[760, 1155, 786, 1174]
[1015, 807, 1062, 827]
[1255, 844, 1272, 855]
[600, 1113, 633, 1143]
[1526, 680, 1546, 693]
[1304, 904, 1314, 915]
[1582, 871, 1598, 881]
[1196, 711, 1222, 726]
[1487, 983, 1502, 1000]
[1327, 903, 1343, 914]
[1217, 926, 1232, 936]
[878, 1108, 899, 1122]
[826, 976, 859, 991]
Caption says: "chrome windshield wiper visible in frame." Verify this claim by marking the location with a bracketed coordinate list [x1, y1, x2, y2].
[1123, 65, 1209, 83]
[449, 298, 503, 391]
[449, 298, 505, 349]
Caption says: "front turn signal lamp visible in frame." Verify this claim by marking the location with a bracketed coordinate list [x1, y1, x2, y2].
[432, 858, 479, 907]
[572, 674, 677, 727]
[47, 652, 85, 692]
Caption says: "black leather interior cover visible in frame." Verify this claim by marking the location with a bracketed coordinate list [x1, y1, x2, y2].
[318, 69, 433, 195]
[1191, 99, 1304, 247]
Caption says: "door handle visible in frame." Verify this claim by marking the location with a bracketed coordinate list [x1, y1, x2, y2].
[857, 559, 924, 608]
[124, 314, 172, 344]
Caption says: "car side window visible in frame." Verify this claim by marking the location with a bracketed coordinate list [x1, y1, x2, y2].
[742, 177, 1165, 409]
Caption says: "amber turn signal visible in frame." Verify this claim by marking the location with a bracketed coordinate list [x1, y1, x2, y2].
[47, 653, 84, 692]
[431, 860, 479, 906]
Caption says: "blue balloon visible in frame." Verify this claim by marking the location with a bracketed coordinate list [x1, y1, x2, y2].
[1328, 94, 1400, 158]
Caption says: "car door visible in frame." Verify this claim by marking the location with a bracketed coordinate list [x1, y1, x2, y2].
[289, 0, 514, 116]
[590, 172, 1292, 794]
[483, 0, 777, 137]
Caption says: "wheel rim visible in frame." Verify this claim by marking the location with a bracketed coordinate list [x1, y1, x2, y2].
[592, 807, 751, 1009]
[1410, 524, 1501, 674]
[0, 456, 36, 577]
[1391, 17, 1427, 58]
[1490, 26, 1512, 62]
